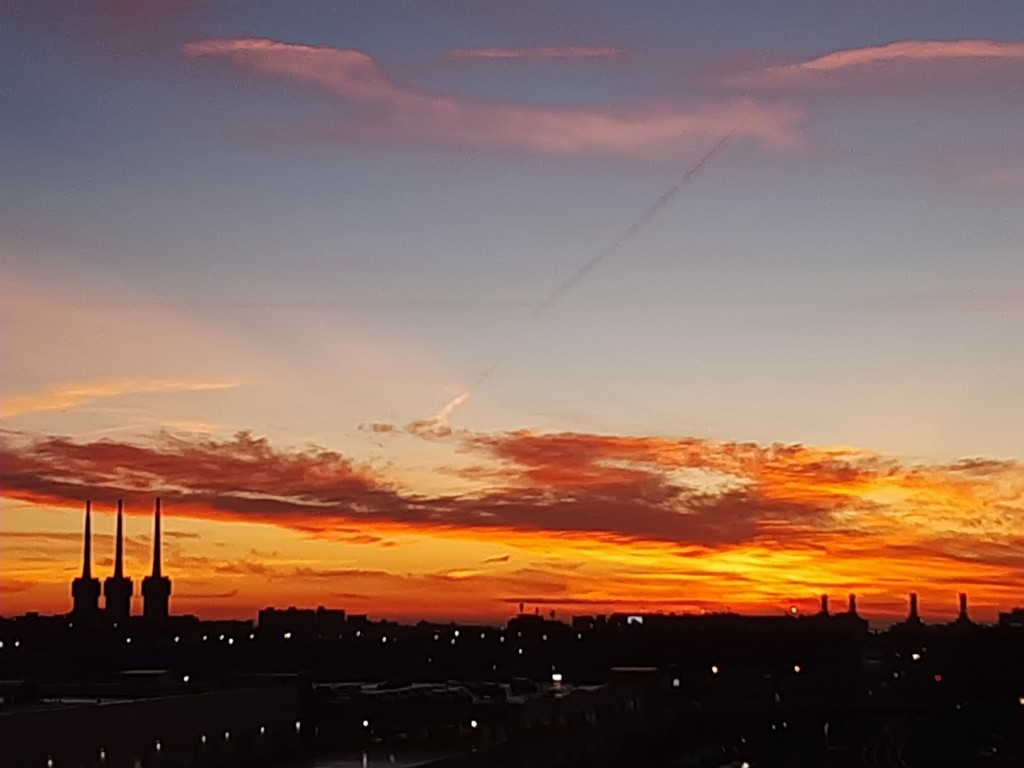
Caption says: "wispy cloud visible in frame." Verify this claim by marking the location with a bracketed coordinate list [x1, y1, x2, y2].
[445, 45, 626, 61]
[789, 39, 1024, 73]
[182, 37, 804, 155]
[723, 38, 1024, 89]
[3, 379, 242, 418]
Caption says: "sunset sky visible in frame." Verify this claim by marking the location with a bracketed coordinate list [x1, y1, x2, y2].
[2, 1, 1023, 624]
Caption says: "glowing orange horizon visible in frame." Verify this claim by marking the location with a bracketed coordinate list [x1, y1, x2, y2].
[2, 424, 1021, 625]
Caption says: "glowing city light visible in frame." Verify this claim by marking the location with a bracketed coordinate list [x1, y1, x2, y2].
[470, 719, 479, 729]
[711, 665, 720, 675]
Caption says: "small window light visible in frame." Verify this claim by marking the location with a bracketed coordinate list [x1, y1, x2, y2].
[469, 719, 478, 729]
[453, 630, 460, 637]
[362, 719, 370, 728]
[99, 748, 107, 761]
[911, 653, 921, 661]
[294, 720, 301, 733]
[517, 648, 523, 655]
[223, 731, 230, 740]
[793, 665, 801, 674]
[218, 634, 225, 641]
[249, 633, 255, 640]
[173, 635, 180, 643]
[125, 637, 132, 644]
[227, 637, 234, 645]
[182, 674, 190, 683]
[283, 632, 292, 640]
[672, 678, 681, 688]
[155, 740, 162, 752]
[711, 665, 720, 675]
[202, 635, 208, 642]
[46, 758, 54, 768]
[200, 734, 207, 744]
[259, 725, 266, 735]
[381, 636, 387, 644]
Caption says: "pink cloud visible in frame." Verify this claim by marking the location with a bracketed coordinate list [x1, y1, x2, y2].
[725, 38, 1024, 89]
[182, 37, 804, 155]
[794, 39, 1024, 73]
[445, 45, 626, 61]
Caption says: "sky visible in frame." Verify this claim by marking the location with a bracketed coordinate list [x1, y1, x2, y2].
[2, 0, 1023, 624]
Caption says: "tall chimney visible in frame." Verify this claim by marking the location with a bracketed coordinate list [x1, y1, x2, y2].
[71, 501, 101, 619]
[151, 498, 162, 578]
[82, 500, 93, 579]
[113, 499, 125, 579]
[848, 593, 858, 615]
[820, 594, 829, 616]
[142, 498, 172, 622]
[908, 592, 920, 622]
[103, 499, 133, 621]
[958, 592, 969, 622]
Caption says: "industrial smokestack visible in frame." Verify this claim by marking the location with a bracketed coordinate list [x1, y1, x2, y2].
[152, 498, 162, 579]
[820, 594, 829, 616]
[958, 592, 969, 622]
[848, 593, 858, 615]
[82, 500, 93, 580]
[114, 499, 125, 579]
[909, 592, 920, 622]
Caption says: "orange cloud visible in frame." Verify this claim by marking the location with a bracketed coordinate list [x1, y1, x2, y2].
[445, 46, 626, 60]
[182, 37, 804, 155]
[3, 427, 1022, 621]
[3, 378, 242, 418]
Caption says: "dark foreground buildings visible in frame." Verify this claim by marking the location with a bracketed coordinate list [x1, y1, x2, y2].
[1, 500, 1023, 767]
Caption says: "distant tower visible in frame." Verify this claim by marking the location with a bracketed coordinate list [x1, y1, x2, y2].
[907, 592, 922, 624]
[103, 499, 134, 621]
[820, 594, 830, 616]
[142, 498, 172, 621]
[71, 501, 101, 619]
[847, 593, 859, 616]
[957, 592, 972, 624]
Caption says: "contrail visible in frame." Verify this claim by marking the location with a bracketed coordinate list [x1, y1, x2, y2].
[425, 129, 739, 426]
[531, 129, 737, 321]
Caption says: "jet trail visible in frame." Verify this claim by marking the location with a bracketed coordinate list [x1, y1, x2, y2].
[531, 129, 737, 321]
[422, 129, 739, 427]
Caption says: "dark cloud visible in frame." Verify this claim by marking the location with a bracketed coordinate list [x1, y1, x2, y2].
[2, 428, 1021, 560]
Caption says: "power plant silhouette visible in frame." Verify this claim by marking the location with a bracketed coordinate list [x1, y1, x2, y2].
[70, 499, 171, 623]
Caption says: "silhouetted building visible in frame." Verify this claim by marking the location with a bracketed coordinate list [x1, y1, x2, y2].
[258, 605, 346, 638]
[999, 607, 1024, 629]
[103, 499, 133, 621]
[70, 501, 101, 620]
[142, 498, 172, 621]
